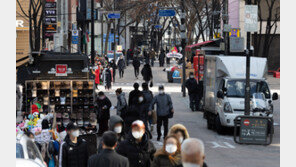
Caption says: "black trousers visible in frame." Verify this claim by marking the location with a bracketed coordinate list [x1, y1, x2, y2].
[119, 69, 124, 78]
[113, 69, 116, 82]
[189, 93, 200, 111]
[157, 116, 169, 138]
[134, 67, 139, 77]
[98, 119, 109, 136]
[151, 58, 154, 67]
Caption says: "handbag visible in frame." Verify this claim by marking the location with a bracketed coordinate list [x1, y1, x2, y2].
[149, 80, 153, 87]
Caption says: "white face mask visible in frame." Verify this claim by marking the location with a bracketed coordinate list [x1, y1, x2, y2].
[179, 137, 184, 143]
[71, 130, 80, 137]
[132, 131, 144, 139]
[165, 144, 177, 154]
[182, 163, 200, 167]
[31, 139, 35, 142]
[159, 90, 164, 94]
[190, 75, 194, 78]
[139, 97, 144, 102]
[114, 126, 122, 133]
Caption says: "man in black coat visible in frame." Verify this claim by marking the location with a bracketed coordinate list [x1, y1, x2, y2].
[118, 56, 126, 78]
[59, 122, 89, 167]
[88, 131, 129, 167]
[132, 56, 141, 78]
[96, 91, 112, 136]
[141, 64, 153, 84]
[116, 120, 156, 167]
[159, 49, 165, 67]
[185, 72, 201, 111]
[128, 83, 141, 106]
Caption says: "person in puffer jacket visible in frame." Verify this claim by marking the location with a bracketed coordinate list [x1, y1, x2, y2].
[115, 88, 127, 119]
[59, 122, 88, 167]
[168, 124, 190, 144]
[116, 120, 156, 167]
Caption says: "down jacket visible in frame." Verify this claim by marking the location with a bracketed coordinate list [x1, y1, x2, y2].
[116, 131, 156, 167]
[168, 124, 190, 139]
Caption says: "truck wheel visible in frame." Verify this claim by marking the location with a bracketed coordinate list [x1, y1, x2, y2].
[215, 115, 225, 135]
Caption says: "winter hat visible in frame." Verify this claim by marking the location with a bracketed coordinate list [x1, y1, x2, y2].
[131, 120, 145, 130]
[31, 104, 39, 116]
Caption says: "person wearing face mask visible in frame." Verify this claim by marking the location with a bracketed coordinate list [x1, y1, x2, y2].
[152, 135, 182, 167]
[97, 115, 125, 154]
[185, 72, 202, 111]
[181, 138, 208, 167]
[96, 91, 112, 136]
[59, 122, 89, 167]
[125, 92, 149, 135]
[116, 120, 156, 167]
[168, 124, 190, 144]
[149, 85, 174, 141]
[25, 131, 42, 152]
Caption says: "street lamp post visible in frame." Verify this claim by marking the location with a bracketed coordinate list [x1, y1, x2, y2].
[181, 0, 186, 97]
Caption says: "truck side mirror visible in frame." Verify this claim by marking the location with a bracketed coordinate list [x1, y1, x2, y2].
[217, 90, 224, 99]
[272, 93, 278, 100]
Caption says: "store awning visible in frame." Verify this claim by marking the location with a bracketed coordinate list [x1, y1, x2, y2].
[185, 40, 214, 51]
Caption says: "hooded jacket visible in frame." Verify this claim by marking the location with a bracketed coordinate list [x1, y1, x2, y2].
[168, 124, 190, 140]
[116, 131, 156, 167]
[97, 115, 125, 154]
[149, 93, 173, 117]
[59, 135, 89, 167]
[118, 59, 126, 70]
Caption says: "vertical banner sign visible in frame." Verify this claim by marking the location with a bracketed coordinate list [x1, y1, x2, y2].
[245, 5, 258, 32]
[72, 30, 79, 44]
[56, 64, 68, 76]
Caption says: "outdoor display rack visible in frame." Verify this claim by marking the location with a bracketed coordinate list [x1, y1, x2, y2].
[25, 80, 95, 127]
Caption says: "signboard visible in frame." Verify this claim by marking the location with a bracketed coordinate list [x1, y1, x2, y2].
[45, 2, 56, 8]
[45, 24, 57, 32]
[117, 45, 122, 51]
[154, 25, 162, 29]
[230, 37, 244, 52]
[223, 24, 231, 32]
[44, 17, 57, 24]
[159, 9, 176, 17]
[72, 30, 79, 44]
[239, 117, 269, 144]
[229, 28, 240, 37]
[245, 5, 258, 32]
[214, 32, 221, 39]
[56, 64, 68, 76]
[86, 9, 98, 20]
[107, 13, 120, 19]
[45, 9, 57, 16]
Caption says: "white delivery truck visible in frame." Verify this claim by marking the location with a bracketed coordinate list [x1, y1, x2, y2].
[203, 55, 278, 134]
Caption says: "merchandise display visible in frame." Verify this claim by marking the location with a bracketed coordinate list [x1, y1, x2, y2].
[25, 80, 96, 128]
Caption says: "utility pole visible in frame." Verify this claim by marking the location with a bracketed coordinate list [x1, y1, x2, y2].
[91, 0, 95, 65]
[101, 0, 104, 56]
[223, 0, 229, 55]
[181, 0, 186, 97]
[125, 11, 127, 65]
[113, 0, 116, 61]
[245, 0, 251, 116]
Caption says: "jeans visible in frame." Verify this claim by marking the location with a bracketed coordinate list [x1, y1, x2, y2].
[134, 67, 139, 77]
[157, 116, 169, 138]
[189, 93, 200, 111]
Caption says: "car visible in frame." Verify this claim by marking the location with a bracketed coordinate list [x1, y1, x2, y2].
[16, 159, 45, 167]
[106, 51, 124, 63]
[16, 134, 46, 167]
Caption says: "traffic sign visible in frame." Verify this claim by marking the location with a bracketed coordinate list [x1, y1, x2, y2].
[159, 9, 176, 17]
[72, 36, 79, 44]
[72, 30, 79, 37]
[230, 37, 244, 52]
[108, 13, 120, 19]
[154, 25, 162, 29]
[229, 28, 240, 37]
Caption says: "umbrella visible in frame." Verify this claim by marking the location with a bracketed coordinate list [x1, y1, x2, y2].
[166, 52, 183, 59]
